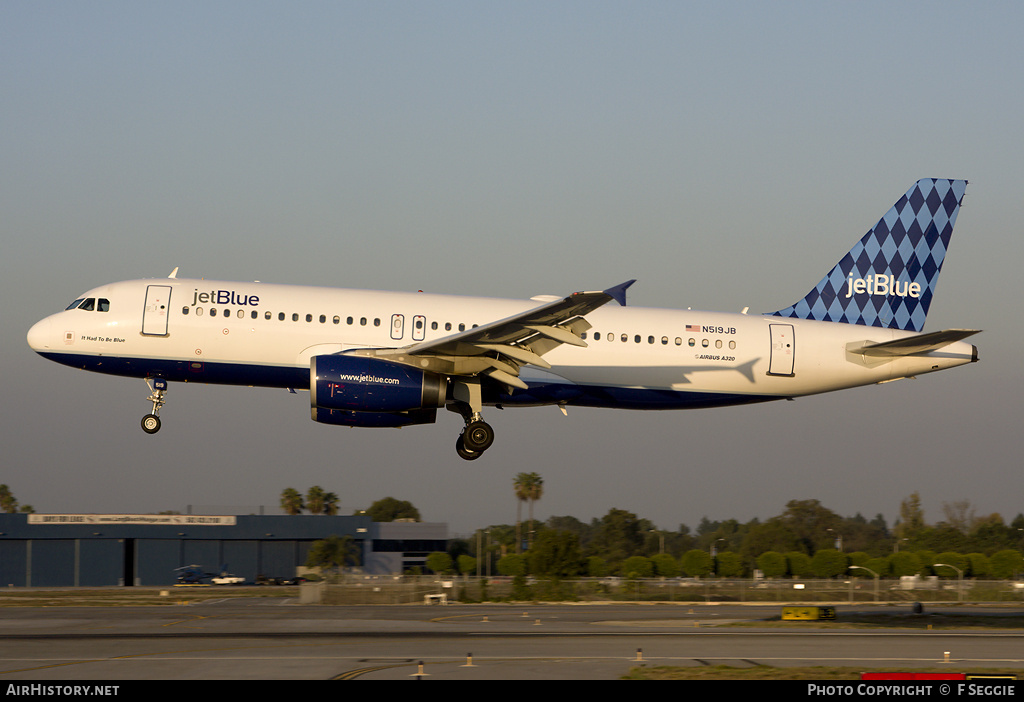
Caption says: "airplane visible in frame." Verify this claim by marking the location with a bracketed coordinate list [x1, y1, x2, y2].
[27, 178, 979, 460]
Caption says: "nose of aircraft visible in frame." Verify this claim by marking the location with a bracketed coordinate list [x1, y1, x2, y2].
[27, 317, 52, 352]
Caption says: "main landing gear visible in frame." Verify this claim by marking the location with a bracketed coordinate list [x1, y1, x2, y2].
[449, 377, 495, 461]
[141, 377, 168, 434]
[455, 418, 495, 461]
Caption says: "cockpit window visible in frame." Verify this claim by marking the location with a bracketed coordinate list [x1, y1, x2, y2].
[65, 297, 110, 311]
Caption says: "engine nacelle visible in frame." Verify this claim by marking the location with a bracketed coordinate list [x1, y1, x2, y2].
[310, 354, 447, 419]
[312, 407, 438, 428]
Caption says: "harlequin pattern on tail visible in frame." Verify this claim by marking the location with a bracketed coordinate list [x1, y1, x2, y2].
[770, 179, 967, 332]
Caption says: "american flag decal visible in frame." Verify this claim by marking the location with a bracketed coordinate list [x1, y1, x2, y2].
[686, 324, 700, 332]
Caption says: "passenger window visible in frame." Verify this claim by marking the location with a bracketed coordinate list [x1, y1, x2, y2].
[661, 336, 668, 345]
[182, 307, 190, 315]
[292, 313, 299, 322]
[634, 335, 641, 343]
[621, 334, 628, 343]
[265, 311, 271, 320]
[210, 307, 217, 316]
[223, 309, 230, 317]
[702, 339, 709, 347]
[675, 337, 682, 346]
[196, 307, 204, 316]
[278, 312, 285, 321]
[238, 310, 246, 319]
[347, 316, 353, 325]
[431, 321, 438, 330]
[729, 340, 736, 350]
[715, 340, 722, 349]
[375, 318, 381, 327]
[648, 336, 654, 344]
[459, 323, 466, 332]
[688, 338, 695, 347]
[360, 317, 367, 326]
[251, 310, 257, 319]
[306, 314, 313, 322]
[333, 316, 340, 324]
[445, 322, 452, 331]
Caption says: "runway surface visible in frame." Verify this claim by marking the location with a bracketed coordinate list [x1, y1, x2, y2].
[1, 599, 1022, 680]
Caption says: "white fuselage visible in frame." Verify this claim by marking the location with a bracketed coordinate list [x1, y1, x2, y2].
[27, 277, 977, 411]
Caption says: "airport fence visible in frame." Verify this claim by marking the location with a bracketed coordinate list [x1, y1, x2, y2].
[309, 575, 1024, 605]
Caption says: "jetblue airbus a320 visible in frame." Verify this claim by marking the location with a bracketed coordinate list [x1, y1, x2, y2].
[28, 179, 979, 460]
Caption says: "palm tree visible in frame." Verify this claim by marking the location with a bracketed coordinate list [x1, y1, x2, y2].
[524, 473, 544, 549]
[306, 486, 326, 515]
[323, 491, 340, 516]
[279, 488, 304, 515]
[513, 472, 543, 552]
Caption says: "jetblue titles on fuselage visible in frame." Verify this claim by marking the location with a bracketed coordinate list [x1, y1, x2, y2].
[190, 289, 260, 307]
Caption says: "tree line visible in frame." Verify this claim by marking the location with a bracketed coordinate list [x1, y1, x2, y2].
[0, 485, 33, 514]
[440, 494, 1024, 580]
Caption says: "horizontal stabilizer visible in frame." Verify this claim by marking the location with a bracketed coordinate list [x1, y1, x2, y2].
[852, 329, 980, 357]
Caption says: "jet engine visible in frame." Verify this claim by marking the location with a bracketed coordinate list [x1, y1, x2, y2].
[309, 355, 447, 428]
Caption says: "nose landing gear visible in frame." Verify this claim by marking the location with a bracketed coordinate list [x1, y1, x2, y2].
[141, 377, 167, 434]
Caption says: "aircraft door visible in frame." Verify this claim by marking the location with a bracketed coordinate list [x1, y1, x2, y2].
[767, 323, 795, 376]
[141, 285, 172, 336]
[412, 315, 426, 341]
[391, 314, 405, 340]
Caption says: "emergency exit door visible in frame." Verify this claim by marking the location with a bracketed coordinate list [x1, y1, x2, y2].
[768, 323, 795, 376]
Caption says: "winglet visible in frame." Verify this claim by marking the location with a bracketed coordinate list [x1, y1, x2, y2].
[604, 279, 636, 306]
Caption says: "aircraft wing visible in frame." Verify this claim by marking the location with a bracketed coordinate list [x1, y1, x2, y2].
[350, 280, 635, 391]
[852, 329, 981, 357]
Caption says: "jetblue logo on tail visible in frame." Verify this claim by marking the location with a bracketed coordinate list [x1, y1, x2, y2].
[770, 178, 967, 332]
[845, 274, 921, 299]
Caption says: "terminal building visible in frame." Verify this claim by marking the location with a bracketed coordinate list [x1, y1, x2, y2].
[0, 513, 448, 586]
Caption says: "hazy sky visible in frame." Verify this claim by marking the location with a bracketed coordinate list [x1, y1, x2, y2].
[3, 2, 1022, 535]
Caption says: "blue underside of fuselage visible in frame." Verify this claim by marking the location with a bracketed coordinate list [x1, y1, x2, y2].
[38, 351, 781, 411]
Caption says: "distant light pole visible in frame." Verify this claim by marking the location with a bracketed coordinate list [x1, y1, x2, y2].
[710, 538, 726, 558]
[485, 530, 492, 578]
[476, 530, 482, 578]
[934, 563, 964, 602]
[848, 565, 879, 602]
[827, 528, 843, 552]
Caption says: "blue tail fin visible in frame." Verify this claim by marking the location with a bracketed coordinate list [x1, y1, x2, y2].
[769, 178, 967, 332]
